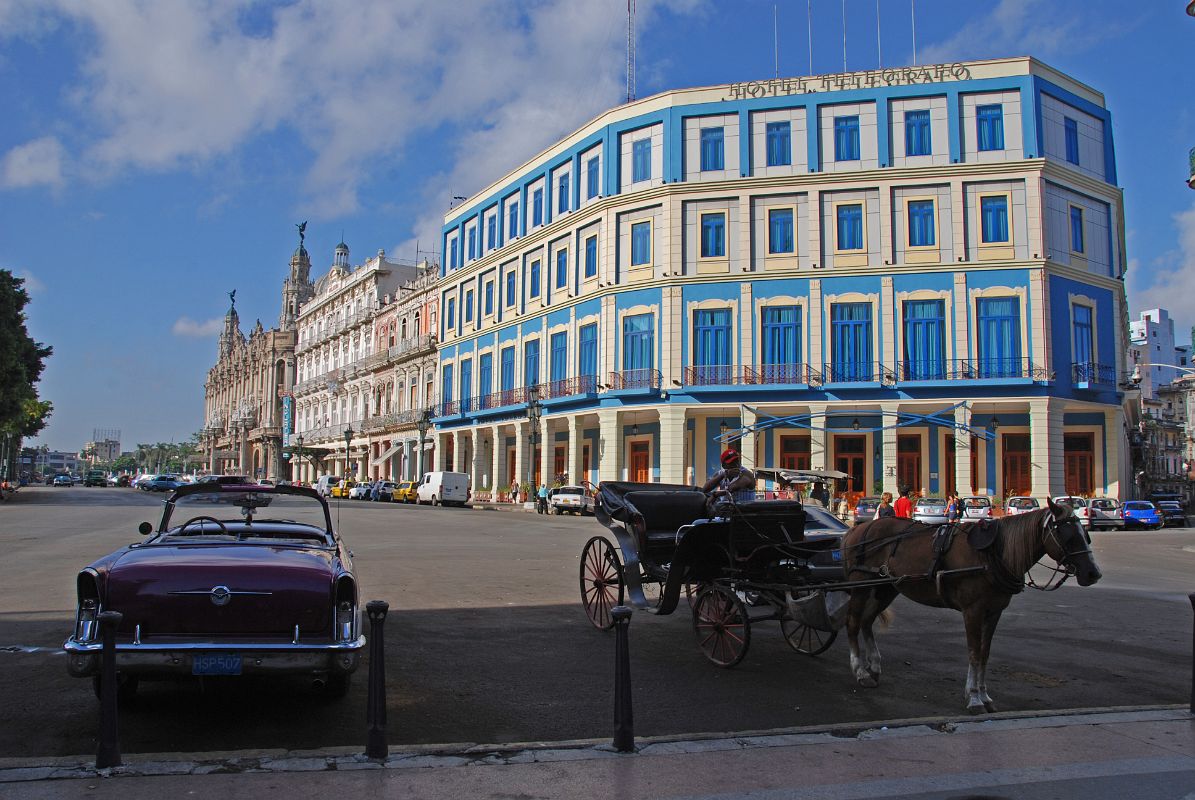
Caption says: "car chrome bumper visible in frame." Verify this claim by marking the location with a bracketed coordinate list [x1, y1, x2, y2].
[63, 635, 366, 678]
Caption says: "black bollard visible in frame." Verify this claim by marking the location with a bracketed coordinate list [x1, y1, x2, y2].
[96, 610, 123, 769]
[1190, 593, 1195, 715]
[365, 600, 389, 759]
[612, 605, 634, 753]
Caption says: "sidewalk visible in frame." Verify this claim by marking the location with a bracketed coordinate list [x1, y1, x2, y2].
[3, 707, 1191, 799]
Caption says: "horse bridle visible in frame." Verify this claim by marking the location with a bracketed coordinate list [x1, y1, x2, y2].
[1027, 512, 1093, 591]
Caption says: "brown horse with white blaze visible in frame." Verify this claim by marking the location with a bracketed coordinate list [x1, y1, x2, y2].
[841, 500, 1101, 714]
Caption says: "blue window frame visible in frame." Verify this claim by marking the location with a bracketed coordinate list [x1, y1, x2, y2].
[768, 208, 794, 254]
[622, 314, 654, 372]
[976, 297, 1022, 378]
[632, 139, 651, 182]
[631, 221, 651, 266]
[586, 156, 600, 199]
[836, 204, 864, 251]
[523, 340, 540, 388]
[441, 365, 453, 413]
[765, 121, 791, 166]
[908, 200, 936, 247]
[483, 281, 493, 316]
[550, 331, 568, 387]
[449, 237, 458, 269]
[459, 359, 472, 412]
[902, 300, 945, 380]
[761, 306, 802, 382]
[529, 260, 541, 296]
[834, 115, 860, 161]
[505, 271, 516, 307]
[508, 203, 519, 239]
[464, 289, 474, 323]
[558, 173, 569, 214]
[1070, 206, 1084, 253]
[500, 346, 515, 394]
[479, 353, 493, 407]
[584, 235, 597, 278]
[976, 104, 1004, 151]
[905, 109, 931, 156]
[830, 302, 873, 382]
[980, 196, 1009, 243]
[692, 308, 732, 384]
[1064, 117, 1080, 165]
[446, 297, 456, 330]
[532, 188, 543, 226]
[578, 323, 598, 390]
[700, 212, 726, 258]
[555, 249, 568, 289]
[700, 127, 725, 171]
[1073, 304, 1094, 370]
[467, 227, 477, 260]
[486, 215, 496, 251]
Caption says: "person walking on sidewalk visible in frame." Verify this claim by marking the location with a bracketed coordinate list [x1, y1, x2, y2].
[876, 492, 896, 518]
[536, 484, 549, 514]
[894, 488, 914, 518]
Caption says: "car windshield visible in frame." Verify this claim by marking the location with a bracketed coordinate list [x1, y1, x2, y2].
[917, 498, 945, 507]
[1090, 499, 1116, 509]
[964, 497, 990, 507]
[856, 497, 879, 508]
[1158, 502, 1182, 510]
[1057, 497, 1087, 508]
[160, 488, 332, 542]
[1124, 502, 1153, 511]
[1009, 498, 1037, 508]
[557, 486, 585, 494]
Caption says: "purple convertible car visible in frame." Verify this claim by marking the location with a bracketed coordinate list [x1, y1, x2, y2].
[63, 483, 364, 701]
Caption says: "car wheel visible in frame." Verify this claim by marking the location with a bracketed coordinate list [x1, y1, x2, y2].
[432, 495, 440, 506]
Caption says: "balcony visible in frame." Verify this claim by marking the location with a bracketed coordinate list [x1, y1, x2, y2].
[683, 365, 741, 386]
[743, 363, 823, 386]
[388, 333, 437, 361]
[607, 368, 661, 392]
[1073, 362, 1117, 388]
[822, 362, 898, 385]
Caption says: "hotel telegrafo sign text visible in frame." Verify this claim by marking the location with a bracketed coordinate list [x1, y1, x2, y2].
[723, 63, 972, 101]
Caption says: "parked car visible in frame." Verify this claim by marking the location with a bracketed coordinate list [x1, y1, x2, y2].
[63, 483, 363, 701]
[1087, 497, 1124, 530]
[550, 485, 595, 515]
[392, 480, 417, 503]
[52, 474, 72, 487]
[416, 471, 470, 506]
[1156, 501, 1188, 528]
[371, 480, 396, 502]
[1121, 500, 1162, 530]
[960, 496, 992, 520]
[1004, 496, 1040, 516]
[314, 475, 341, 498]
[83, 470, 107, 487]
[197, 475, 253, 485]
[332, 479, 356, 499]
[1051, 496, 1092, 530]
[143, 474, 184, 492]
[853, 496, 881, 524]
[348, 481, 372, 500]
[912, 497, 949, 525]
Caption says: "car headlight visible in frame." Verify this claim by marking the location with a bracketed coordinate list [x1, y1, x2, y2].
[76, 598, 98, 642]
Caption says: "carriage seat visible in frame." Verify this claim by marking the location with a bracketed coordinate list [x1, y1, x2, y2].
[623, 490, 708, 546]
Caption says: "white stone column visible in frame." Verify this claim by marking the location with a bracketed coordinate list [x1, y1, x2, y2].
[808, 402, 828, 472]
[452, 430, 465, 475]
[598, 409, 622, 482]
[568, 417, 582, 486]
[658, 406, 686, 484]
[514, 421, 528, 488]
[955, 405, 973, 496]
[472, 429, 485, 491]
[491, 425, 503, 495]
[539, 418, 552, 487]
[881, 402, 900, 497]
[1103, 407, 1122, 499]
[738, 405, 758, 471]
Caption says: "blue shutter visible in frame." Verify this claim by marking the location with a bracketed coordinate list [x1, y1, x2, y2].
[976, 297, 1022, 378]
[505, 271, 515, 307]
[578, 324, 598, 391]
[902, 300, 945, 380]
[905, 110, 931, 156]
[834, 116, 860, 161]
[980, 196, 1009, 243]
[459, 359, 472, 412]
[484, 282, 493, 316]
[586, 156, 599, 198]
[693, 309, 732, 383]
[529, 260, 540, 296]
[631, 221, 651, 265]
[768, 208, 794, 254]
[524, 340, 540, 388]
[479, 354, 493, 408]
[555, 249, 568, 288]
[464, 289, 473, 323]
[907, 200, 936, 247]
[830, 303, 873, 381]
[558, 173, 569, 214]
[622, 314, 654, 375]
[467, 228, 476, 260]
[700, 127, 725, 171]
[449, 237, 458, 269]
[446, 297, 456, 329]
[836, 204, 864, 250]
[761, 306, 801, 382]
[633, 139, 651, 182]
[1064, 117, 1080, 165]
[1070, 206, 1084, 253]
[976, 104, 1004, 151]
[508, 204, 519, 239]
[532, 189, 543, 226]
[500, 346, 515, 399]
[584, 236, 597, 277]
[550, 332, 568, 389]
[765, 121, 791, 166]
[700, 213, 726, 258]
[441, 365, 453, 415]
[486, 215, 496, 250]
[1073, 305, 1094, 373]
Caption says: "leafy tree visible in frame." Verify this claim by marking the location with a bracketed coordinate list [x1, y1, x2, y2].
[0, 270, 52, 433]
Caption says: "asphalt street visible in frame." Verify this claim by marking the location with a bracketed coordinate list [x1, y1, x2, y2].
[1, 485, 1192, 760]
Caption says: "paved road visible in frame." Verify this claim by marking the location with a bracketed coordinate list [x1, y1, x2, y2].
[1, 486, 1192, 759]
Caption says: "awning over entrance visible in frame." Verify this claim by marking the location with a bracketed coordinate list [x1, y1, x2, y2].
[375, 441, 405, 463]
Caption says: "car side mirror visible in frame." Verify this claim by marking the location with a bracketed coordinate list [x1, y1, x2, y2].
[138, 521, 153, 536]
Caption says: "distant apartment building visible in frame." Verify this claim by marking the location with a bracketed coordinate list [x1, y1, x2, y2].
[1129, 308, 1189, 402]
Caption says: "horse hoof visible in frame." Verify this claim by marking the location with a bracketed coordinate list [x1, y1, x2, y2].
[967, 703, 985, 715]
[983, 701, 998, 713]
[857, 675, 878, 688]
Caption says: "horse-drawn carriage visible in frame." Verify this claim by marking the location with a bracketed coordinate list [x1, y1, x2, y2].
[580, 477, 854, 666]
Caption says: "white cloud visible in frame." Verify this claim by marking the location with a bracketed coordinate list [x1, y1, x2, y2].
[15, 269, 45, 295]
[918, 0, 1126, 65]
[0, 137, 65, 189]
[172, 316, 223, 337]
[1125, 202, 1195, 342]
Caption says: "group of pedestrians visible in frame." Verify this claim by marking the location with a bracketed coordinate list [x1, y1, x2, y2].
[876, 488, 963, 522]
[507, 481, 552, 514]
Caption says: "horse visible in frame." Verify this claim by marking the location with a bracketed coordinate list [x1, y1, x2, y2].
[840, 500, 1101, 714]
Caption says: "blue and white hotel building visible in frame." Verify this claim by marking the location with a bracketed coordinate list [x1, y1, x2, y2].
[430, 57, 1130, 502]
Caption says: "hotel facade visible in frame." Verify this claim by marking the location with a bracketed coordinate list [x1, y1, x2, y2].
[429, 57, 1130, 502]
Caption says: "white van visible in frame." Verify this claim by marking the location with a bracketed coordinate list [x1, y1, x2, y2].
[314, 475, 342, 498]
[416, 471, 471, 507]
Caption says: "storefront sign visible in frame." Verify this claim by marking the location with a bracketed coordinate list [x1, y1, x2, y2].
[723, 63, 972, 101]
[281, 395, 292, 448]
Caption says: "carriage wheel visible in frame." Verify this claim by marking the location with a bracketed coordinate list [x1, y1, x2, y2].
[580, 537, 624, 630]
[692, 585, 751, 667]
[640, 576, 664, 609]
[685, 581, 709, 609]
[780, 618, 838, 656]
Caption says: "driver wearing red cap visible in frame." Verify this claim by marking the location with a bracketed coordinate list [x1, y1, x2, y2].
[701, 449, 757, 503]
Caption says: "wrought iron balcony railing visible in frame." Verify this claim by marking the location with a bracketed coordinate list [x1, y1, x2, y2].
[743, 362, 823, 386]
[1072, 362, 1116, 386]
[822, 361, 898, 384]
[607, 368, 661, 391]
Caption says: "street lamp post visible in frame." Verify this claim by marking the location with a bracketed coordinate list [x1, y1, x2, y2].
[294, 435, 304, 484]
[416, 408, 432, 480]
[526, 385, 542, 489]
[344, 425, 355, 480]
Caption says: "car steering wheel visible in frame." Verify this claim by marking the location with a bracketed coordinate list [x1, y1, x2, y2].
[178, 516, 230, 536]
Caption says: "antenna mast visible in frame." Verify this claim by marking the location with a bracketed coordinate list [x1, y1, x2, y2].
[627, 0, 637, 103]
[774, 4, 780, 79]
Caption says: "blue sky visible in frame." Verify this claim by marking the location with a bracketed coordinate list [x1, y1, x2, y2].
[1, 0, 1192, 452]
